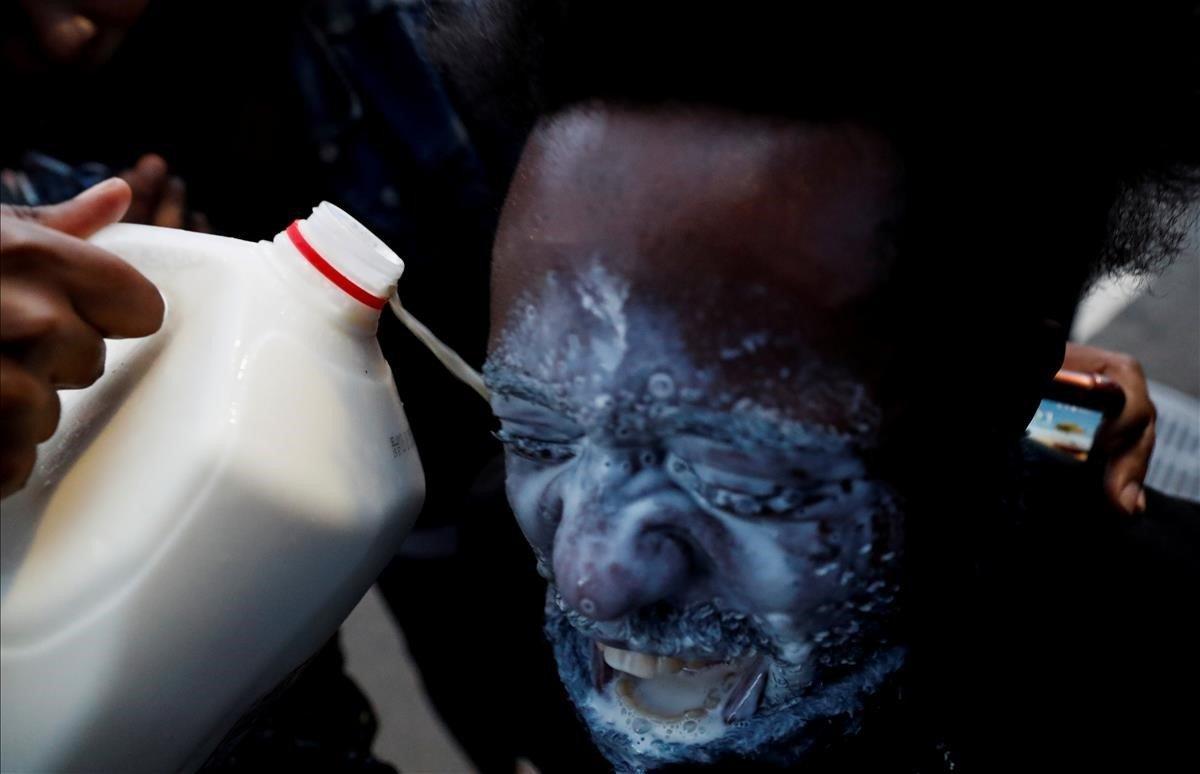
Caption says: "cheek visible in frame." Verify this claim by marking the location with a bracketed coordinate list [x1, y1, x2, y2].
[504, 455, 570, 552]
[706, 519, 821, 613]
[715, 503, 899, 619]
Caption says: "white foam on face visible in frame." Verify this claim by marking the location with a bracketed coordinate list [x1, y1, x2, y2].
[702, 509, 797, 612]
[625, 663, 742, 717]
[582, 673, 732, 754]
[489, 264, 640, 389]
[487, 262, 905, 764]
[575, 264, 629, 374]
[505, 457, 570, 547]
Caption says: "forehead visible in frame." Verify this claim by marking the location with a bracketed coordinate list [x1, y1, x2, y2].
[488, 105, 901, 431]
[486, 264, 881, 445]
[493, 105, 899, 324]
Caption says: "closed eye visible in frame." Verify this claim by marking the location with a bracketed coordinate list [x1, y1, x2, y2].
[665, 452, 792, 516]
[493, 429, 579, 464]
[667, 456, 849, 518]
[490, 391, 584, 465]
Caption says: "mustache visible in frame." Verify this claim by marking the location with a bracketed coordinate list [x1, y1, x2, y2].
[550, 588, 771, 659]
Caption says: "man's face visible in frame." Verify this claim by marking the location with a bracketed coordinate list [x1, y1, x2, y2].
[486, 106, 907, 768]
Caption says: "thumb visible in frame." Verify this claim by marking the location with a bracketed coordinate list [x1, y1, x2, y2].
[31, 178, 132, 238]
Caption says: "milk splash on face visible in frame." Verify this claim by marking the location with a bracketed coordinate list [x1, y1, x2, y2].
[487, 262, 906, 769]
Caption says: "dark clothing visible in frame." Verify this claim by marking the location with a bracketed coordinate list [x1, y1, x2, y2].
[199, 640, 396, 774]
[962, 445, 1200, 772]
[878, 443, 1200, 774]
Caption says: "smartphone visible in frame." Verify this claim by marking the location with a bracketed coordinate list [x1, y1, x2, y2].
[1025, 370, 1126, 462]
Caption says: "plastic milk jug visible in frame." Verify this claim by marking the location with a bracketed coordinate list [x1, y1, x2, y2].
[0, 203, 425, 773]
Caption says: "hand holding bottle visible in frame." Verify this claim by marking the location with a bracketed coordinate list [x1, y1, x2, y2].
[0, 179, 163, 498]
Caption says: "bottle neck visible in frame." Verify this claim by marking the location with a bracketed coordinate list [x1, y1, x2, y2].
[267, 203, 405, 333]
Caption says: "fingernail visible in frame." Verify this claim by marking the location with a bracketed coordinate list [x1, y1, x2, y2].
[1119, 482, 1142, 515]
[75, 178, 126, 200]
[1136, 489, 1147, 514]
[91, 177, 126, 190]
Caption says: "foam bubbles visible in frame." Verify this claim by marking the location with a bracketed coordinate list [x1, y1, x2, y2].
[647, 372, 675, 399]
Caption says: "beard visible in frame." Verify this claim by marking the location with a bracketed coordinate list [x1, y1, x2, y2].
[543, 585, 906, 771]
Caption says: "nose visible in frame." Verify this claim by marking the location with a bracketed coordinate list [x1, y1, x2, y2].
[552, 485, 693, 621]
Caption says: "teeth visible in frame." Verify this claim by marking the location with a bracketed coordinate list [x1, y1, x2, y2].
[599, 644, 684, 679]
[592, 642, 614, 690]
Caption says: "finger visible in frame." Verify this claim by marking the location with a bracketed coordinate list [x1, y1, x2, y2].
[0, 446, 38, 499]
[1, 222, 164, 338]
[119, 155, 168, 225]
[152, 176, 187, 229]
[0, 357, 60, 447]
[39, 324, 106, 388]
[1095, 379, 1154, 456]
[0, 281, 106, 387]
[188, 211, 212, 233]
[10, 178, 132, 238]
[0, 355, 61, 499]
[1103, 419, 1155, 516]
[1064, 345, 1154, 451]
[0, 278, 61, 341]
[133, 153, 168, 181]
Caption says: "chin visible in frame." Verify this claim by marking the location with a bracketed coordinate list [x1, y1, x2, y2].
[544, 593, 906, 771]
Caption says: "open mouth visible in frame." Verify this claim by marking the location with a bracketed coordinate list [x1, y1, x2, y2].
[552, 600, 907, 766]
[592, 640, 771, 731]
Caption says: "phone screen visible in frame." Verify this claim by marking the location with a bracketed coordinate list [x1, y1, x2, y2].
[1026, 399, 1105, 461]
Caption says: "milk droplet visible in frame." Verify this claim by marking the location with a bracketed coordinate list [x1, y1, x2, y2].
[647, 372, 675, 399]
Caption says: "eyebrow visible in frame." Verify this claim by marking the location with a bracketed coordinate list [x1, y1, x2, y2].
[659, 409, 856, 456]
[484, 362, 863, 457]
[482, 363, 573, 413]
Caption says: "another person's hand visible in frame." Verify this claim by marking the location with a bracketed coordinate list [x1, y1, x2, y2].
[1062, 342, 1156, 515]
[0, 178, 164, 498]
[119, 153, 210, 231]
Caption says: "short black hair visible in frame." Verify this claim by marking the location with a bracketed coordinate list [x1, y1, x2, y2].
[431, 0, 1198, 290]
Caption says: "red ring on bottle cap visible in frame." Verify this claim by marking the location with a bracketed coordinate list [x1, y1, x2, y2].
[285, 221, 387, 310]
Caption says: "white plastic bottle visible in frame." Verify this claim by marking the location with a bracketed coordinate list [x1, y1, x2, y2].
[0, 203, 425, 773]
